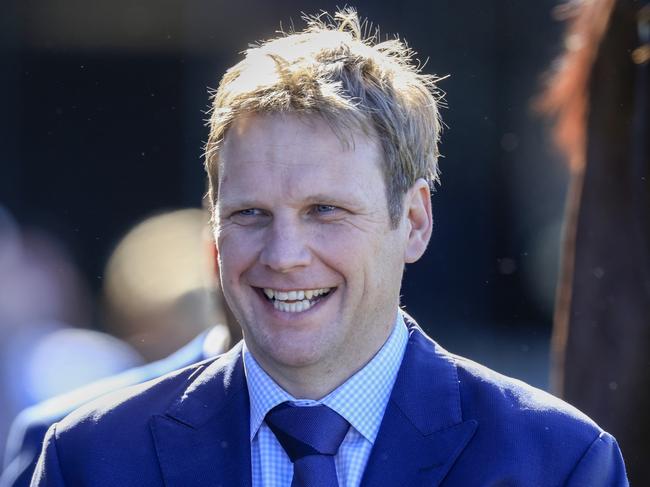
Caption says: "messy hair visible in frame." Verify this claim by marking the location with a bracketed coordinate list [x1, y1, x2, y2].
[205, 8, 444, 227]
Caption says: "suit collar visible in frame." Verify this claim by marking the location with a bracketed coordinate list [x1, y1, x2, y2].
[150, 317, 477, 487]
[392, 318, 464, 432]
[243, 312, 409, 444]
[361, 318, 477, 486]
[150, 343, 252, 487]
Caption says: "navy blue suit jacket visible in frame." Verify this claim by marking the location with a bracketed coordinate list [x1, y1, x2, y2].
[32, 323, 627, 486]
[2, 327, 228, 487]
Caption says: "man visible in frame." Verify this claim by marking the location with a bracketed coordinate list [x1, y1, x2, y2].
[32, 9, 627, 486]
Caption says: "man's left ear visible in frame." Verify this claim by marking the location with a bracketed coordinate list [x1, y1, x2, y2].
[403, 178, 433, 263]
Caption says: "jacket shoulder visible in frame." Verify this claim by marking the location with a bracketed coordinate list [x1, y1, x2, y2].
[29, 359, 216, 487]
[56, 356, 217, 437]
[33, 345, 244, 486]
[453, 352, 600, 436]
[3, 333, 212, 487]
[447, 351, 622, 483]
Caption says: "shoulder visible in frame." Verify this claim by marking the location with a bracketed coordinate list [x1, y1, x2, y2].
[55, 354, 220, 443]
[12, 327, 211, 439]
[51, 340, 243, 444]
[434, 341, 626, 484]
[27, 360, 212, 486]
[45, 363, 194, 463]
[3, 332, 212, 486]
[453, 352, 600, 439]
[31, 345, 245, 485]
[403, 324, 626, 484]
[405, 323, 601, 442]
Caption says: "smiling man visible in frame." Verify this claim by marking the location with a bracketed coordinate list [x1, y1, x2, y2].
[32, 9, 627, 487]
[214, 113, 429, 402]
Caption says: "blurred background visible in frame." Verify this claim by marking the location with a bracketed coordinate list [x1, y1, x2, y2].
[1, 0, 572, 459]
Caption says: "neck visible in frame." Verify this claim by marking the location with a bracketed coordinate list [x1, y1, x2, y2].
[249, 318, 396, 400]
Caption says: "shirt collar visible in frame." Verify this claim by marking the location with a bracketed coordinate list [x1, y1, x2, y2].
[243, 311, 409, 443]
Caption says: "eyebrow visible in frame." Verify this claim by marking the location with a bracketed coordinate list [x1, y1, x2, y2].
[216, 198, 264, 211]
[218, 193, 364, 211]
[302, 193, 362, 207]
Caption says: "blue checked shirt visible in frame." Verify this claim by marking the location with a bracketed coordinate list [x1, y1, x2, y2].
[243, 311, 409, 487]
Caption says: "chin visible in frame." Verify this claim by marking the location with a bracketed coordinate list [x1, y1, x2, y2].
[256, 329, 334, 368]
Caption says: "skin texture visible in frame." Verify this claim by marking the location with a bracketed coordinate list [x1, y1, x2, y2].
[215, 113, 432, 399]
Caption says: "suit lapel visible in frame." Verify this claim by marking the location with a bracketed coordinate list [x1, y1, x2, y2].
[150, 344, 252, 487]
[361, 322, 478, 487]
[149, 320, 477, 487]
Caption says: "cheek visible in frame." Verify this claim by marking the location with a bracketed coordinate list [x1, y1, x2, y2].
[311, 235, 375, 300]
[218, 232, 260, 280]
[311, 229, 361, 267]
[324, 230, 395, 271]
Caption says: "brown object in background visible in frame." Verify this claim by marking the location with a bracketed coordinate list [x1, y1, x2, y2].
[541, 0, 650, 483]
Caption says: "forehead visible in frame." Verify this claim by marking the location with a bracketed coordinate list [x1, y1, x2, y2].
[221, 113, 372, 163]
[217, 113, 386, 203]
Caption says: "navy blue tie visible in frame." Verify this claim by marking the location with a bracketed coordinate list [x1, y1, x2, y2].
[265, 403, 350, 487]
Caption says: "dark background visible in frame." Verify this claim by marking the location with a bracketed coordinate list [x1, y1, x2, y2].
[0, 0, 569, 388]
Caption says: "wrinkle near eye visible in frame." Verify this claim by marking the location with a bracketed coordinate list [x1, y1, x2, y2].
[346, 211, 394, 234]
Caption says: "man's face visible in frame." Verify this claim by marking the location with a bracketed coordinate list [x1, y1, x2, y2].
[215, 113, 419, 392]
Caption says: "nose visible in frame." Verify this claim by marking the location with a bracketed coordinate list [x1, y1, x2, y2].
[259, 216, 311, 272]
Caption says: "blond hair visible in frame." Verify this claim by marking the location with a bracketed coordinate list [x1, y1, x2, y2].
[205, 8, 443, 227]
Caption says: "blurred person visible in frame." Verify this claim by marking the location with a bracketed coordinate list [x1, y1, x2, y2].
[32, 9, 626, 486]
[12, 327, 142, 403]
[540, 0, 650, 483]
[100, 209, 229, 362]
[1, 326, 232, 487]
[0, 206, 141, 461]
[0, 207, 91, 331]
[2, 207, 238, 486]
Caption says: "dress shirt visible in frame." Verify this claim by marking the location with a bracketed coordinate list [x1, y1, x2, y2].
[243, 311, 409, 487]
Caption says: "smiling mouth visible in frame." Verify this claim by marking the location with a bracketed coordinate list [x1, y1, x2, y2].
[259, 287, 334, 313]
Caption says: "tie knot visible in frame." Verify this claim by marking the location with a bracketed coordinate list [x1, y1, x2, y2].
[265, 403, 350, 462]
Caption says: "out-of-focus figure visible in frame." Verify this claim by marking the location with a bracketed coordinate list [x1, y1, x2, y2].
[540, 0, 650, 483]
[1, 207, 238, 487]
[100, 208, 232, 361]
[0, 206, 142, 462]
[1, 326, 230, 487]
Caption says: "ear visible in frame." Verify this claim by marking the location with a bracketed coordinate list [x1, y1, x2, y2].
[203, 226, 220, 279]
[210, 240, 220, 278]
[403, 178, 433, 263]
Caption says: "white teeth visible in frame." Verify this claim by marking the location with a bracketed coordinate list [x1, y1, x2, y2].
[262, 287, 332, 300]
[272, 299, 315, 313]
[263, 287, 333, 313]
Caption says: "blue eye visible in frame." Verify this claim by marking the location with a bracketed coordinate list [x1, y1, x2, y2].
[315, 205, 337, 213]
[229, 208, 269, 226]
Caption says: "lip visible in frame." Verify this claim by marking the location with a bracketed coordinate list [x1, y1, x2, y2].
[255, 286, 333, 292]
